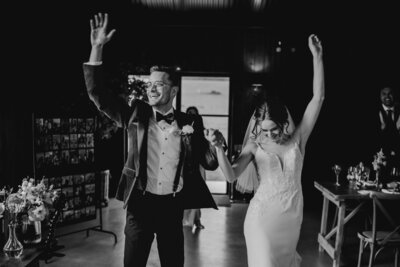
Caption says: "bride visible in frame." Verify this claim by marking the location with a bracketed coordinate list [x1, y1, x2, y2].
[214, 34, 324, 267]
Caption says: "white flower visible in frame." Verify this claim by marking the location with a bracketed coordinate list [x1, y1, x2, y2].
[28, 205, 47, 221]
[181, 125, 194, 135]
[372, 149, 387, 171]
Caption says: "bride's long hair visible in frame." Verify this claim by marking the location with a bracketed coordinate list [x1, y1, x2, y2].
[235, 95, 294, 193]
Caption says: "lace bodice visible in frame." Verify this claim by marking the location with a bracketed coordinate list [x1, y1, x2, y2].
[251, 138, 304, 212]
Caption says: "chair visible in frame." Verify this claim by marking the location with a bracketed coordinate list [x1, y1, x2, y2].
[357, 192, 400, 267]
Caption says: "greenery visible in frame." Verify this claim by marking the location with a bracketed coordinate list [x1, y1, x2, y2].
[96, 63, 149, 140]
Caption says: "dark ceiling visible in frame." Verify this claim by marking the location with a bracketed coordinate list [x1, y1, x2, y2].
[3, 0, 398, 111]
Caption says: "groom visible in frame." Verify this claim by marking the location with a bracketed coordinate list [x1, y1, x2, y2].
[83, 13, 225, 267]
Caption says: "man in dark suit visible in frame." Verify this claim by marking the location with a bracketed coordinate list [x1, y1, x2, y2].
[375, 85, 400, 175]
[83, 13, 225, 267]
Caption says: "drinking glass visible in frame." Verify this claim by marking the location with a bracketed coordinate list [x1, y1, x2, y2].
[332, 164, 342, 186]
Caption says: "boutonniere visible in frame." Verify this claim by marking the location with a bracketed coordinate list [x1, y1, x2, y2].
[180, 124, 194, 136]
[168, 122, 194, 136]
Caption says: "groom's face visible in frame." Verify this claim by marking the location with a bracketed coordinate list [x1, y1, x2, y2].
[146, 71, 178, 107]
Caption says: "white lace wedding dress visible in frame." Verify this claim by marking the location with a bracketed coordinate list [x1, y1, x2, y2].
[244, 137, 303, 267]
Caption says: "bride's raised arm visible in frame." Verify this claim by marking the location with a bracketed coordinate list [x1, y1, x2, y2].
[295, 34, 325, 151]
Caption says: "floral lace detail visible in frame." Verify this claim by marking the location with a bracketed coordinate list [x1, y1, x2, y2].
[247, 140, 304, 219]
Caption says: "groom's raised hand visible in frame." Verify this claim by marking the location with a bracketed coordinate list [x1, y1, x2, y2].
[90, 13, 116, 47]
[204, 129, 226, 149]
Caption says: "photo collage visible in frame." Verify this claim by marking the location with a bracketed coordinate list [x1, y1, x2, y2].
[34, 116, 97, 225]
[40, 173, 97, 224]
[34, 117, 95, 173]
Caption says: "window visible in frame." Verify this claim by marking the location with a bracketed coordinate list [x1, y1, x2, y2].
[181, 75, 230, 194]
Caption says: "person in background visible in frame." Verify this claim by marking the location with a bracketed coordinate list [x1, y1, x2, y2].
[375, 85, 400, 178]
[183, 106, 206, 233]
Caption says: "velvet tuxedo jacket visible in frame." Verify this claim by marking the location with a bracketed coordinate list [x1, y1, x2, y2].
[83, 64, 218, 210]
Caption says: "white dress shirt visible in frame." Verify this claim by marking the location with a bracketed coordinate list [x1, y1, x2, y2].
[144, 108, 183, 195]
[382, 104, 395, 121]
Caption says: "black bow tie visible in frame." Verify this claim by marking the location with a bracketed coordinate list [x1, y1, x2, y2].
[156, 112, 174, 124]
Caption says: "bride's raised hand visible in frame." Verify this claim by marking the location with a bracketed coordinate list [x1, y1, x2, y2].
[90, 13, 116, 47]
[308, 34, 323, 58]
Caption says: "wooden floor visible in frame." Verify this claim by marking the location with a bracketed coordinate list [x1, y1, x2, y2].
[44, 198, 396, 267]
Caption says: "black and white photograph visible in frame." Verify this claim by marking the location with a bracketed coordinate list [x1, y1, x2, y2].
[77, 118, 86, 133]
[86, 118, 95, 132]
[60, 118, 70, 133]
[86, 133, 94, 148]
[43, 135, 53, 151]
[69, 150, 79, 165]
[74, 174, 85, 185]
[77, 134, 86, 148]
[43, 119, 53, 135]
[61, 175, 73, 187]
[52, 118, 61, 134]
[84, 173, 96, 184]
[70, 134, 78, 149]
[1, 1, 400, 267]
[69, 118, 78, 133]
[60, 150, 70, 166]
[52, 134, 61, 150]
[35, 118, 44, 136]
[61, 134, 70, 149]
[62, 187, 74, 199]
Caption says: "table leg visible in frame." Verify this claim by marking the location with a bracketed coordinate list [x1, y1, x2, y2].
[319, 196, 329, 252]
[333, 201, 346, 267]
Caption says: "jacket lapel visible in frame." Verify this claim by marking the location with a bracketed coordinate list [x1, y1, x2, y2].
[137, 110, 151, 178]
[137, 121, 145, 157]
[174, 111, 191, 176]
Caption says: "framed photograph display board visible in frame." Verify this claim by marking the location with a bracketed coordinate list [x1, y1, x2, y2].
[33, 115, 98, 226]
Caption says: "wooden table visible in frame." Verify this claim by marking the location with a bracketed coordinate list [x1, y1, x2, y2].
[314, 181, 400, 267]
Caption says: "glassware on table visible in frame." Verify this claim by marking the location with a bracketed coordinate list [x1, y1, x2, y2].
[3, 213, 23, 258]
[332, 164, 342, 186]
[391, 167, 399, 179]
[362, 167, 371, 182]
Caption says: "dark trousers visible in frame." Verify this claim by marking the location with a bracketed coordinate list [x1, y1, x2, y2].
[124, 189, 184, 267]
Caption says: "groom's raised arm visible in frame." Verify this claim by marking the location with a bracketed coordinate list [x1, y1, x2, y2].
[84, 65, 133, 128]
[83, 13, 135, 128]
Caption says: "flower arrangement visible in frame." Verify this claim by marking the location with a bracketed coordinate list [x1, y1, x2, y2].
[372, 149, 387, 171]
[1, 177, 59, 223]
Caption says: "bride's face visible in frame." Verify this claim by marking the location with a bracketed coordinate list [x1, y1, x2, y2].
[260, 119, 282, 142]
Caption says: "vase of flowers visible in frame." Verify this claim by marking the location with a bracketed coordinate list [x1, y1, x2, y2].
[1, 178, 59, 257]
[372, 149, 387, 189]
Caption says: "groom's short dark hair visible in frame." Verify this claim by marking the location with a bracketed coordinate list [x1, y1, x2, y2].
[150, 65, 180, 86]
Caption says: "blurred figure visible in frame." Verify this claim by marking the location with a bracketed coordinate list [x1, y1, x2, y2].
[376, 85, 400, 177]
[183, 106, 206, 233]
